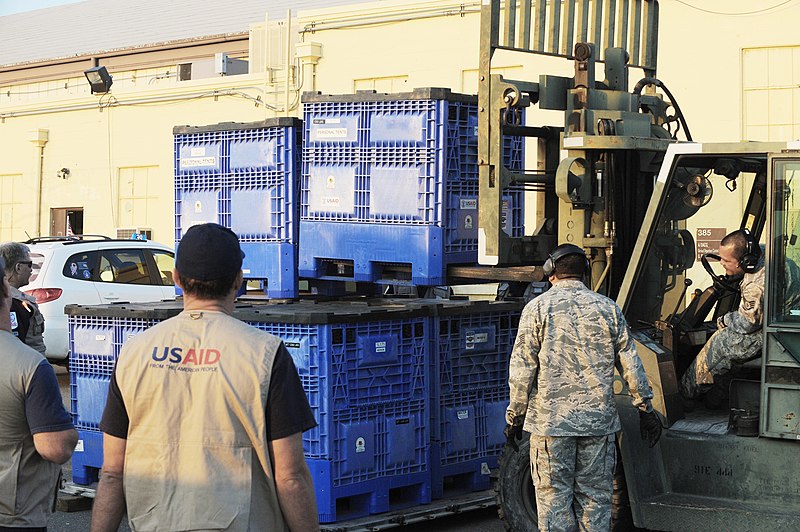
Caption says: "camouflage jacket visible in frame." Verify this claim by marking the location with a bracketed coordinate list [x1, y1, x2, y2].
[506, 280, 653, 436]
[721, 261, 764, 334]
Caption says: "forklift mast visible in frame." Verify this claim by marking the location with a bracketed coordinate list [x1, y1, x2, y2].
[477, 0, 680, 297]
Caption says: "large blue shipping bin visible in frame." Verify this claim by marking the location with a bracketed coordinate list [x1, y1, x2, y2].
[174, 119, 301, 298]
[427, 300, 523, 499]
[299, 88, 525, 286]
[66, 300, 433, 523]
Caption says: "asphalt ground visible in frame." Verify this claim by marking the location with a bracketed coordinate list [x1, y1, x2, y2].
[50, 365, 508, 532]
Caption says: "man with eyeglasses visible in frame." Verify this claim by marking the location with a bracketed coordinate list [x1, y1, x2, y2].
[0, 243, 46, 355]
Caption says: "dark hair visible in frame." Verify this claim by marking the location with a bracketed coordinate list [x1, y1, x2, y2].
[554, 254, 587, 278]
[720, 230, 750, 260]
[176, 271, 239, 300]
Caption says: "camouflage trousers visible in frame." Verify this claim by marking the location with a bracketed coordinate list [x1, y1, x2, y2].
[679, 328, 762, 399]
[529, 433, 616, 532]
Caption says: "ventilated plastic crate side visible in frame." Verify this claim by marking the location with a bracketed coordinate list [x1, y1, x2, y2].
[309, 400, 430, 524]
[436, 309, 521, 394]
[174, 130, 228, 177]
[72, 429, 104, 485]
[247, 322, 330, 458]
[304, 100, 366, 149]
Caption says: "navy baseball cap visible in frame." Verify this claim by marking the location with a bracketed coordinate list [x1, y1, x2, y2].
[175, 223, 245, 281]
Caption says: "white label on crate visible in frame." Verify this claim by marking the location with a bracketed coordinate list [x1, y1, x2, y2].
[563, 137, 584, 148]
[326, 175, 336, 189]
[464, 215, 474, 229]
[190, 147, 206, 156]
[457, 409, 469, 420]
[95, 334, 106, 341]
[322, 118, 341, 124]
[194, 201, 203, 213]
[375, 341, 387, 353]
[355, 437, 366, 453]
[465, 332, 488, 350]
[481, 462, 491, 475]
[322, 196, 341, 207]
[75, 440, 84, 452]
[460, 199, 478, 210]
[181, 157, 217, 168]
[316, 128, 349, 139]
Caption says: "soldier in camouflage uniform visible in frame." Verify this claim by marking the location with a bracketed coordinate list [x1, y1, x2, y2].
[505, 243, 661, 532]
[0, 242, 46, 355]
[680, 230, 765, 399]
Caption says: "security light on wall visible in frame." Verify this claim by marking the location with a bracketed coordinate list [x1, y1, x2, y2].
[84, 66, 113, 94]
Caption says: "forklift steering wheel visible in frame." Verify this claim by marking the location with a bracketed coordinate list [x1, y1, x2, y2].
[701, 253, 741, 293]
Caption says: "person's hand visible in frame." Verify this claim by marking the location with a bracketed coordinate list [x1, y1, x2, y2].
[639, 410, 662, 448]
[504, 423, 523, 452]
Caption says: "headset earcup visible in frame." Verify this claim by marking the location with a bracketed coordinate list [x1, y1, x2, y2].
[543, 257, 554, 277]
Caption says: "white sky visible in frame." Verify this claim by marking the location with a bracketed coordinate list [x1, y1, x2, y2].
[0, 0, 81, 16]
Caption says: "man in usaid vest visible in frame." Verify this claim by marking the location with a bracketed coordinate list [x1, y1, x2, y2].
[0, 256, 76, 531]
[91, 223, 319, 531]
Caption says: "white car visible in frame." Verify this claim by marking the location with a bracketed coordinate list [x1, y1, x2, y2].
[23, 236, 177, 363]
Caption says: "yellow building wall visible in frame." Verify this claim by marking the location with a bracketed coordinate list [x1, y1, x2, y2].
[2, 0, 800, 245]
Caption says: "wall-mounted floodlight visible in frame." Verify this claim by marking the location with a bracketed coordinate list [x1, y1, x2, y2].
[84, 66, 113, 94]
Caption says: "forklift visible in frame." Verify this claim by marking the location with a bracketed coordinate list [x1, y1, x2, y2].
[476, 1, 800, 529]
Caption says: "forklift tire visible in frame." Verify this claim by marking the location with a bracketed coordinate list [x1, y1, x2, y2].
[495, 437, 640, 531]
[494, 435, 537, 531]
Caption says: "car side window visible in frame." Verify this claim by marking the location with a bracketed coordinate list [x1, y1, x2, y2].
[151, 250, 175, 286]
[63, 252, 99, 281]
[100, 250, 153, 285]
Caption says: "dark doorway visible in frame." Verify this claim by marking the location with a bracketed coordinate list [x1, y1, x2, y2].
[51, 208, 84, 236]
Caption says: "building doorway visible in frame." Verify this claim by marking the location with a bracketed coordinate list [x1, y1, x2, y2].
[51, 208, 84, 237]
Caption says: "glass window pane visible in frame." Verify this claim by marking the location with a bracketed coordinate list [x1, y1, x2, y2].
[102, 249, 152, 285]
[770, 159, 800, 324]
[63, 251, 98, 282]
[152, 250, 175, 286]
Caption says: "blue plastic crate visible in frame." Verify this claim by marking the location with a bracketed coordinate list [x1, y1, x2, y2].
[72, 429, 103, 485]
[299, 221, 467, 286]
[174, 130, 228, 176]
[250, 316, 429, 458]
[174, 120, 301, 298]
[435, 308, 521, 394]
[308, 400, 430, 523]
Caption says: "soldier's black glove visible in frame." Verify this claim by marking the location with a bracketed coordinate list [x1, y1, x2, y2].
[639, 410, 662, 448]
[504, 423, 523, 452]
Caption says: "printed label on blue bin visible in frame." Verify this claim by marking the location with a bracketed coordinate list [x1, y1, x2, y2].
[457, 409, 470, 420]
[355, 437, 366, 453]
[75, 440, 84, 452]
[181, 157, 217, 168]
[465, 331, 488, 350]
[375, 341, 387, 353]
[460, 199, 478, 210]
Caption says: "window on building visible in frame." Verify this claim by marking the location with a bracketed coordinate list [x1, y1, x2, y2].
[354, 75, 409, 93]
[118, 166, 159, 233]
[0, 174, 25, 240]
[742, 46, 800, 142]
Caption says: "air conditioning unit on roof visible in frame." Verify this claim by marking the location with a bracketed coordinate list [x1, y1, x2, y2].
[116, 227, 152, 241]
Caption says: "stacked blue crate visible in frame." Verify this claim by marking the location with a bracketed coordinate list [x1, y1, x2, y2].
[174, 118, 302, 298]
[69, 312, 168, 485]
[240, 302, 431, 523]
[427, 300, 524, 499]
[298, 88, 525, 286]
[67, 300, 432, 524]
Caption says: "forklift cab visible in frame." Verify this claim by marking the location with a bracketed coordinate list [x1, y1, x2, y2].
[614, 143, 800, 530]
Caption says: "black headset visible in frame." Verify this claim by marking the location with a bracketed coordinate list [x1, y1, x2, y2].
[738, 228, 761, 273]
[542, 243, 590, 277]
